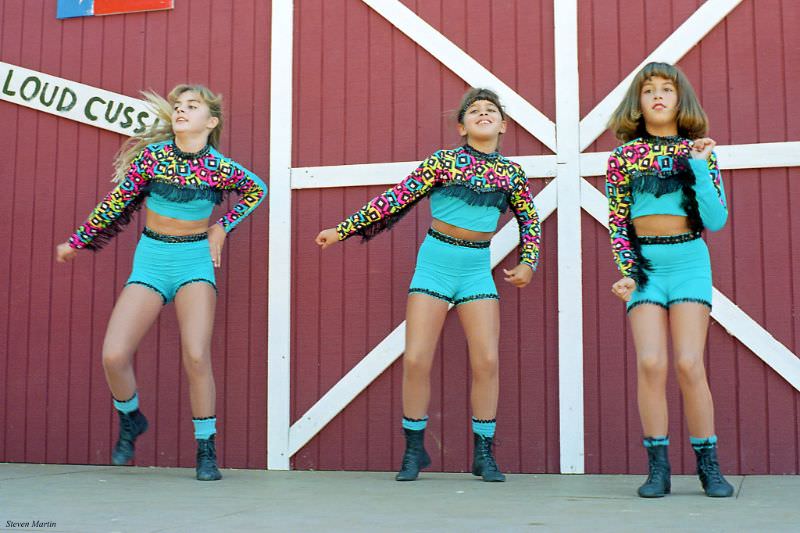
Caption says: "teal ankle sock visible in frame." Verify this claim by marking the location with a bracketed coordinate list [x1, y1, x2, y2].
[643, 435, 669, 447]
[193, 416, 217, 440]
[402, 416, 428, 431]
[113, 392, 139, 414]
[472, 417, 496, 438]
[690, 434, 717, 451]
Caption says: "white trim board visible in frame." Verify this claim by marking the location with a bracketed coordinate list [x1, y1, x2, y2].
[579, 142, 800, 177]
[553, 0, 585, 474]
[267, 0, 295, 471]
[291, 155, 557, 189]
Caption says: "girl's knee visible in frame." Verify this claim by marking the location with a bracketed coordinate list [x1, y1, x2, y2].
[675, 354, 705, 383]
[403, 350, 434, 377]
[102, 348, 133, 372]
[471, 352, 499, 379]
[182, 347, 212, 372]
[638, 352, 668, 378]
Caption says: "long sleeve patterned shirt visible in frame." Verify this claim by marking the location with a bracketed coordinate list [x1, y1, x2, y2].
[336, 144, 541, 270]
[605, 135, 726, 282]
[69, 140, 267, 250]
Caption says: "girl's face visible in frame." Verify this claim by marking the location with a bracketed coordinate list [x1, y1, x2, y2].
[458, 99, 507, 144]
[171, 91, 218, 137]
[639, 76, 679, 130]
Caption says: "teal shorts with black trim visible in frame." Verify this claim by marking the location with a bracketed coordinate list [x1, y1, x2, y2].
[125, 227, 216, 304]
[627, 231, 712, 312]
[408, 228, 498, 306]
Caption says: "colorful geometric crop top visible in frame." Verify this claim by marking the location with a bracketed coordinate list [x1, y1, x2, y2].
[336, 144, 541, 270]
[69, 140, 267, 250]
[605, 135, 727, 282]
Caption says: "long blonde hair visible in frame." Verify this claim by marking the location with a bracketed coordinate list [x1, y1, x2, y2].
[112, 84, 223, 182]
[608, 62, 708, 142]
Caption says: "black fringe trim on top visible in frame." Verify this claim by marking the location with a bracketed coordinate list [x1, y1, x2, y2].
[356, 204, 416, 241]
[436, 182, 509, 212]
[146, 180, 224, 205]
[631, 172, 686, 197]
[84, 194, 147, 251]
[355, 182, 508, 242]
[355, 190, 431, 241]
[630, 156, 694, 197]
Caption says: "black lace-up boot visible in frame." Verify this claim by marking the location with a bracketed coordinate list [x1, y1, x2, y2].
[111, 409, 149, 466]
[694, 444, 733, 497]
[395, 428, 431, 481]
[472, 433, 506, 482]
[638, 443, 671, 498]
[196, 434, 222, 481]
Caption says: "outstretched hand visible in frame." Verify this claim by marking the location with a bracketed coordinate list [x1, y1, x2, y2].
[315, 228, 339, 249]
[503, 263, 533, 288]
[55, 242, 78, 263]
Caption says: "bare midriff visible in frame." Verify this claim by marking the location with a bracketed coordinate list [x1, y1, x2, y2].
[431, 218, 494, 242]
[632, 214, 692, 236]
[145, 208, 211, 236]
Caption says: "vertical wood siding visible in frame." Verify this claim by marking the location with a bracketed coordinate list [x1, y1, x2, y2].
[0, 0, 270, 469]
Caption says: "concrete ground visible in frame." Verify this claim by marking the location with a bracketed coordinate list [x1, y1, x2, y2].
[1, 464, 798, 532]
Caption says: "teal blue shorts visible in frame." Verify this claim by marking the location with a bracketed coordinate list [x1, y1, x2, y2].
[627, 232, 712, 312]
[125, 228, 216, 304]
[408, 228, 498, 306]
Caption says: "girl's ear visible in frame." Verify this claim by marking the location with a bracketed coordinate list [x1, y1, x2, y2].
[499, 119, 507, 135]
[457, 122, 467, 137]
[207, 115, 220, 130]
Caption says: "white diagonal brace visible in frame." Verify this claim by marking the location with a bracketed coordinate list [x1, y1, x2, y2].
[267, 0, 294, 471]
[579, 0, 744, 151]
[361, 0, 556, 151]
[579, 142, 800, 177]
[288, 182, 557, 456]
[291, 155, 557, 189]
[579, 178, 800, 392]
[711, 290, 800, 392]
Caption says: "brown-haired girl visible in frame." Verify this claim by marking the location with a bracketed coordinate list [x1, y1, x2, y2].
[605, 62, 732, 497]
[55, 85, 266, 480]
[316, 88, 541, 482]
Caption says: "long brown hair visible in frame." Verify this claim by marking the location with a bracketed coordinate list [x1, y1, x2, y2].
[608, 62, 708, 142]
[112, 84, 223, 182]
